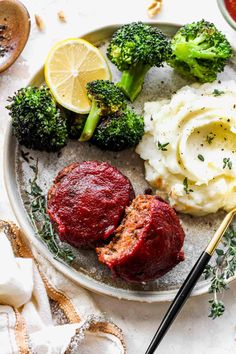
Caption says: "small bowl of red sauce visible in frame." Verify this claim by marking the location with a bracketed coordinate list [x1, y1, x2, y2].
[218, 0, 236, 30]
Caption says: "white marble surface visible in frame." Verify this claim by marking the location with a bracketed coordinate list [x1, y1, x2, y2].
[1, 0, 236, 353]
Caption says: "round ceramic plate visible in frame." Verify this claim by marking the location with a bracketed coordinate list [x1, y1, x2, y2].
[4, 23, 236, 302]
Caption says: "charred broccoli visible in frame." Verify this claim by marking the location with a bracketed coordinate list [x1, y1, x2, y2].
[79, 80, 126, 141]
[92, 108, 144, 151]
[7, 86, 68, 152]
[107, 22, 171, 102]
[67, 113, 86, 139]
[168, 20, 232, 82]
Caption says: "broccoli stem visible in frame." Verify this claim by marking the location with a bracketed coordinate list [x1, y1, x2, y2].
[79, 99, 101, 141]
[118, 64, 151, 102]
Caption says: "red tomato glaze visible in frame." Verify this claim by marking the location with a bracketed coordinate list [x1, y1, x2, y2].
[225, 0, 236, 22]
[47, 161, 134, 248]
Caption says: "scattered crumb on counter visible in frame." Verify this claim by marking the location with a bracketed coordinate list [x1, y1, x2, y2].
[57, 11, 66, 23]
[147, 0, 162, 18]
[35, 14, 45, 31]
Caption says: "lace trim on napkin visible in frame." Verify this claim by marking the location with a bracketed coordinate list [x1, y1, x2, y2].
[0, 220, 126, 354]
[65, 314, 126, 354]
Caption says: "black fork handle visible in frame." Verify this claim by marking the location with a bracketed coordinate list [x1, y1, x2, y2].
[145, 251, 211, 354]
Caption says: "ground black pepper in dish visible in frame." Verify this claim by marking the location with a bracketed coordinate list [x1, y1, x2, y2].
[0, 22, 13, 57]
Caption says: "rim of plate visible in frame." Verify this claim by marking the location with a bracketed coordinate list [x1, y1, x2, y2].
[217, 0, 236, 31]
[3, 23, 236, 303]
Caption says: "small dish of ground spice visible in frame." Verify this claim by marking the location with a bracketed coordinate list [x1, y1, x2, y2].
[0, 0, 30, 73]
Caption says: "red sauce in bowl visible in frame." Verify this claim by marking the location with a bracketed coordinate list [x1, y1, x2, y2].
[225, 0, 236, 22]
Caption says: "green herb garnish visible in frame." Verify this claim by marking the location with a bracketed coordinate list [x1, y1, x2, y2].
[206, 133, 215, 144]
[198, 154, 204, 161]
[204, 228, 236, 319]
[212, 89, 224, 96]
[27, 161, 75, 264]
[183, 177, 193, 194]
[157, 141, 169, 151]
[223, 157, 232, 170]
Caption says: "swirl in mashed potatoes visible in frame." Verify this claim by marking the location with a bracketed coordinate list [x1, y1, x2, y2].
[136, 81, 236, 216]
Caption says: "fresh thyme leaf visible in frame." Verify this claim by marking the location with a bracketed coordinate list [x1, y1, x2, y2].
[203, 228, 236, 319]
[223, 158, 227, 169]
[27, 161, 75, 264]
[206, 133, 215, 145]
[21, 150, 30, 163]
[212, 89, 224, 96]
[183, 177, 193, 194]
[157, 141, 169, 151]
[216, 249, 224, 256]
[198, 154, 204, 161]
[29, 164, 38, 174]
[223, 157, 232, 170]
[208, 300, 225, 319]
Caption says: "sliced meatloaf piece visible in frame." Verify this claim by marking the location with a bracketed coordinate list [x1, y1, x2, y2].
[96, 195, 185, 282]
[47, 161, 134, 248]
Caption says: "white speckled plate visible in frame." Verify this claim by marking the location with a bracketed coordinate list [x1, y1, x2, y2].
[3, 23, 236, 302]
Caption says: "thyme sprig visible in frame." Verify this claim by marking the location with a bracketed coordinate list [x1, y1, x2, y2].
[157, 141, 169, 151]
[212, 89, 224, 96]
[206, 133, 215, 144]
[223, 157, 232, 170]
[204, 228, 236, 319]
[183, 177, 193, 194]
[26, 161, 75, 264]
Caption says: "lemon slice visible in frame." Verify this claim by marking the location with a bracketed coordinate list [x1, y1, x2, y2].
[44, 38, 111, 113]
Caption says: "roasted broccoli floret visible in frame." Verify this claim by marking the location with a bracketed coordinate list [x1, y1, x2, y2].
[92, 108, 144, 151]
[79, 80, 126, 141]
[107, 22, 171, 102]
[168, 19, 232, 83]
[6, 86, 68, 152]
[67, 113, 86, 139]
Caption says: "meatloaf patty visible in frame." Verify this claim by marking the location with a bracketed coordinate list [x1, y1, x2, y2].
[47, 161, 134, 248]
[96, 195, 185, 282]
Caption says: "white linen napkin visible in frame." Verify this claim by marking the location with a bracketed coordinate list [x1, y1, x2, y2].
[0, 221, 125, 354]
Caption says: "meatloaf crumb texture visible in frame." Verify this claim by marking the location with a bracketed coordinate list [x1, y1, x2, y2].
[97, 195, 185, 282]
[98, 195, 152, 260]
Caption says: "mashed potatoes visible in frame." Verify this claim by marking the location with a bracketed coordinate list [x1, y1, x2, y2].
[136, 81, 236, 216]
